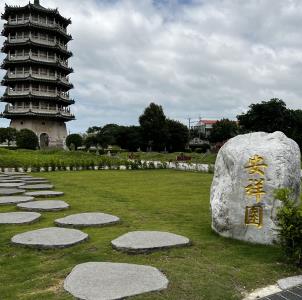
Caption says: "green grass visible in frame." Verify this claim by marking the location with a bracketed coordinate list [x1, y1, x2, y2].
[0, 148, 216, 169]
[0, 170, 298, 300]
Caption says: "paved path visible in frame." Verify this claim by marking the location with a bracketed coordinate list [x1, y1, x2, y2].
[260, 285, 302, 300]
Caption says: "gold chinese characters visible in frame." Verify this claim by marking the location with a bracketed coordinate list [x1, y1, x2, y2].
[244, 155, 267, 228]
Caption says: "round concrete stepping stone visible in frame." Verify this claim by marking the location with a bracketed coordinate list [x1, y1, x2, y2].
[17, 200, 69, 212]
[21, 184, 54, 190]
[22, 177, 47, 181]
[0, 188, 25, 195]
[21, 180, 49, 184]
[5, 172, 26, 176]
[0, 212, 41, 224]
[0, 182, 25, 188]
[111, 231, 191, 253]
[11, 227, 88, 249]
[0, 179, 24, 183]
[0, 196, 35, 205]
[55, 212, 120, 228]
[24, 191, 64, 198]
[64, 262, 168, 300]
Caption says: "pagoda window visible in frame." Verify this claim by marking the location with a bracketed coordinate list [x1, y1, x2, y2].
[16, 32, 23, 39]
[23, 84, 30, 92]
[16, 67, 23, 75]
[10, 34, 16, 40]
[32, 14, 38, 23]
[24, 67, 30, 75]
[40, 50, 47, 58]
[10, 68, 16, 75]
[40, 68, 47, 76]
[41, 101, 48, 109]
[40, 85, 47, 92]
[24, 14, 30, 21]
[32, 32, 39, 39]
[17, 15, 23, 23]
[10, 15, 17, 23]
[40, 16, 47, 24]
[48, 86, 55, 93]
[10, 50, 16, 58]
[24, 49, 30, 57]
[32, 84, 39, 92]
[32, 49, 38, 57]
[24, 32, 29, 39]
[40, 33, 47, 41]
[49, 35, 55, 42]
[49, 69, 55, 77]
[32, 67, 39, 75]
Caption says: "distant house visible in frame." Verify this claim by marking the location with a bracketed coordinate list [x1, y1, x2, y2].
[193, 119, 218, 137]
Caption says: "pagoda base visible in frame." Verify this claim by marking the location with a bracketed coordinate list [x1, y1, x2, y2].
[10, 118, 68, 149]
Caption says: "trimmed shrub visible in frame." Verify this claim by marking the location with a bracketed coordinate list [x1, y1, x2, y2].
[16, 129, 38, 150]
[275, 188, 302, 265]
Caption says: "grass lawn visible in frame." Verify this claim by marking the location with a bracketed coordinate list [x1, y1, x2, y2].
[0, 170, 299, 300]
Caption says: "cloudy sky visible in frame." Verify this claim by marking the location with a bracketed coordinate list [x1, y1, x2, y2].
[1, 0, 302, 133]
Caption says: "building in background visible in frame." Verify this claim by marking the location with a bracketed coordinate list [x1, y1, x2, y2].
[0, 0, 75, 148]
[193, 119, 218, 138]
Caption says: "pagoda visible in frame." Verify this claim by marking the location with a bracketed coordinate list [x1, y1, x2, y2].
[1, 0, 75, 148]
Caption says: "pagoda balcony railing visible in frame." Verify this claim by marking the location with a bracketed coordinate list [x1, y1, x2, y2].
[7, 55, 69, 67]
[8, 19, 68, 34]
[7, 73, 70, 83]
[5, 105, 74, 117]
[6, 89, 70, 99]
[8, 37, 68, 50]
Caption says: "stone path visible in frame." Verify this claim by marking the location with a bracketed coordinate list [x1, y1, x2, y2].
[21, 184, 54, 190]
[17, 200, 69, 212]
[11, 227, 88, 249]
[111, 231, 191, 253]
[0, 196, 34, 205]
[24, 191, 64, 197]
[55, 212, 120, 227]
[0, 212, 41, 224]
[64, 262, 169, 300]
[0, 172, 191, 299]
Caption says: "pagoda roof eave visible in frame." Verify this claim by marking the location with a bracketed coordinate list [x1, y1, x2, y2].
[1, 3, 71, 25]
[1, 94, 75, 105]
[1, 111, 75, 121]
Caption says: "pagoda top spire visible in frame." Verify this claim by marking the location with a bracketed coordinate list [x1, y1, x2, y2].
[34, 0, 40, 6]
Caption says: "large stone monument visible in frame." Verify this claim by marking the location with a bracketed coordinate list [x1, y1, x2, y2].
[210, 131, 301, 245]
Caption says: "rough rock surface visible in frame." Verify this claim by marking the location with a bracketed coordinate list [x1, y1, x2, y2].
[17, 200, 69, 211]
[55, 212, 120, 227]
[0, 212, 41, 224]
[210, 131, 301, 245]
[0, 196, 35, 205]
[111, 231, 190, 253]
[24, 191, 64, 198]
[11, 227, 88, 249]
[64, 262, 169, 300]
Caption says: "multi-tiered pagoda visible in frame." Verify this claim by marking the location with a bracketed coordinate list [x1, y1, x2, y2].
[1, 0, 75, 148]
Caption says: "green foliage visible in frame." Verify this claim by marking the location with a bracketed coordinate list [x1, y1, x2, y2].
[209, 118, 238, 143]
[195, 144, 211, 153]
[275, 188, 302, 265]
[139, 102, 167, 151]
[66, 134, 83, 150]
[16, 129, 38, 150]
[0, 127, 17, 145]
[166, 119, 189, 152]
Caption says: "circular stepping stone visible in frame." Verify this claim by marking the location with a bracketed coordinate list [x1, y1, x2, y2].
[111, 231, 191, 253]
[21, 184, 54, 190]
[64, 262, 168, 300]
[0, 182, 25, 188]
[24, 191, 64, 198]
[11, 227, 88, 249]
[0, 179, 24, 183]
[55, 212, 120, 228]
[17, 200, 69, 212]
[21, 180, 49, 184]
[5, 172, 26, 176]
[0, 196, 35, 205]
[13, 175, 33, 179]
[22, 177, 47, 181]
[0, 212, 41, 224]
[0, 188, 25, 195]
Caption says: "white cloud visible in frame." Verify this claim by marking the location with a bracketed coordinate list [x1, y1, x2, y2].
[1, 0, 302, 132]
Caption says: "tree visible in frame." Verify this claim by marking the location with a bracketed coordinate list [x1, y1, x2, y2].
[66, 134, 83, 150]
[6, 128, 17, 146]
[237, 98, 290, 134]
[16, 129, 38, 150]
[86, 126, 102, 134]
[139, 103, 167, 151]
[96, 124, 121, 148]
[166, 119, 189, 152]
[209, 119, 238, 143]
[116, 126, 143, 151]
[0, 127, 17, 146]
